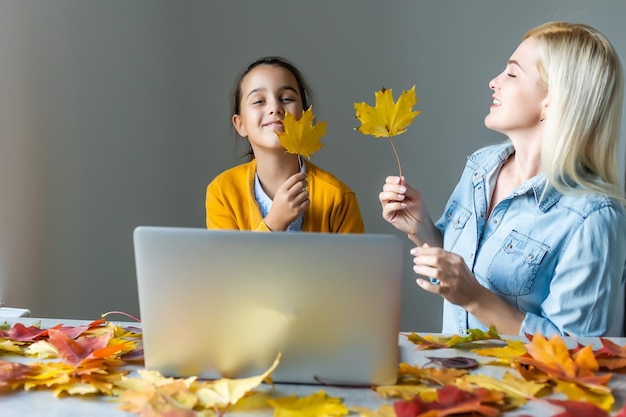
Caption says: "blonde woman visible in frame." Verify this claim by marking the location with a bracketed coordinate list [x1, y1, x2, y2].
[379, 22, 626, 337]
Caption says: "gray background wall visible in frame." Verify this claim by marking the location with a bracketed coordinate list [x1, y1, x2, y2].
[1, 1, 624, 332]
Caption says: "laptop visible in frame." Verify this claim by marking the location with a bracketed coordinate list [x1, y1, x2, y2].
[133, 226, 404, 386]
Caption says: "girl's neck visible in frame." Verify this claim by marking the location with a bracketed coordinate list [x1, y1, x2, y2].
[255, 152, 301, 199]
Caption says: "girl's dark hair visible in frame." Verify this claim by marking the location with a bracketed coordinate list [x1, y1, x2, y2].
[230, 56, 314, 159]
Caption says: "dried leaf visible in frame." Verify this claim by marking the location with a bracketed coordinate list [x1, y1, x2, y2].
[425, 356, 479, 370]
[546, 398, 610, 417]
[397, 362, 467, 386]
[352, 403, 397, 417]
[406, 326, 502, 350]
[393, 385, 503, 417]
[268, 390, 349, 417]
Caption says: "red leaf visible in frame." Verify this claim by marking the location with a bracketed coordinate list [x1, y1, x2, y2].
[0, 360, 32, 390]
[547, 399, 609, 417]
[0, 323, 60, 342]
[47, 328, 112, 366]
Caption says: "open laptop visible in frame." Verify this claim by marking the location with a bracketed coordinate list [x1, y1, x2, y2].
[133, 226, 404, 386]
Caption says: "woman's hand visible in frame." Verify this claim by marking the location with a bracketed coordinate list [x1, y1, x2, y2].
[379, 176, 435, 244]
[410, 244, 486, 307]
[411, 244, 524, 334]
[264, 172, 309, 231]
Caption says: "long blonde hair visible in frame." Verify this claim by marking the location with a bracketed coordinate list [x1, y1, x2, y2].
[526, 22, 624, 203]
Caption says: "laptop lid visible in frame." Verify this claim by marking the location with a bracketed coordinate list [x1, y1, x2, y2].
[133, 226, 404, 386]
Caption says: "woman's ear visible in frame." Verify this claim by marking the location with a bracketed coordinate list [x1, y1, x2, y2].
[232, 114, 247, 137]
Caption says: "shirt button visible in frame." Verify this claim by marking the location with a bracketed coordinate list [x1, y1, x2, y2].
[528, 254, 535, 260]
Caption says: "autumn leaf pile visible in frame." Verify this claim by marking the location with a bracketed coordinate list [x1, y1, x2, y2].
[4, 319, 626, 416]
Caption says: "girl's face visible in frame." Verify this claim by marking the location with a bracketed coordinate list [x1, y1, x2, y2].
[485, 37, 548, 138]
[232, 64, 304, 154]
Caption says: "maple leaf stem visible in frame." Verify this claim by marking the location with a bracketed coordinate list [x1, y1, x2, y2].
[388, 138, 402, 179]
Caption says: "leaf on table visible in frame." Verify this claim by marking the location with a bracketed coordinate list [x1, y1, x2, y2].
[593, 338, 626, 371]
[118, 379, 199, 416]
[194, 353, 280, 409]
[376, 384, 436, 401]
[461, 372, 549, 409]
[473, 339, 528, 366]
[397, 362, 467, 386]
[352, 403, 397, 417]
[516, 333, 611, 386]
[47, 328, 134, 369]
[545, 398, 610, 417]
[0, 338, 25, 354]
[0, 322, 57, 342]
[425, 356, 480, 370]
[554, 380, 614, 412]
[405, 326, 502, 350]
[354, 86, 420, 138]
[276, 107, 326, 159]
[268, 390, 349, 417]
[393, 385, 503, 417]
[0, 360, 32, 391]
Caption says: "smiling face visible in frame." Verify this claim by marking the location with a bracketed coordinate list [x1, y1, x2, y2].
[232, 64, 304, 156]
[485, 37, 548, 139]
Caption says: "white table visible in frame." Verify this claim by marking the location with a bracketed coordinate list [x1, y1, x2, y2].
[2, 317, 625, 416]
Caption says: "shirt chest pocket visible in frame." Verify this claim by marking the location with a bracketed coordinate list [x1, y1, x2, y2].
[442, 201, 472, 250]
[486, 230, 549, 296]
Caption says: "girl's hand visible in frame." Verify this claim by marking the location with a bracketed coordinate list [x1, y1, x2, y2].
[379, 176, 427, 235]
[264, 172, 310, 231]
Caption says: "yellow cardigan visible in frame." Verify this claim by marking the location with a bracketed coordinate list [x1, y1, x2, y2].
[206, 159, 365, 233]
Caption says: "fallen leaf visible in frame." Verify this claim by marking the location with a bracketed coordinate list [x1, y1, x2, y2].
[268, 390, 349, 417]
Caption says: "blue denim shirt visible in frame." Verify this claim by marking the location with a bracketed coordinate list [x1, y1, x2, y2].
[435, 143, 626, 337]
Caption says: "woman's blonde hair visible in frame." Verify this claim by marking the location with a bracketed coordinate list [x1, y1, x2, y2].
[526, 22, 624, 202]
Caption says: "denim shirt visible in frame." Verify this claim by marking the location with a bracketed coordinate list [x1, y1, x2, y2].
[435, 142, 626, 337]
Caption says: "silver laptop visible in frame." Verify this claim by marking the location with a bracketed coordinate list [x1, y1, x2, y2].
[133, 226, 404, 386]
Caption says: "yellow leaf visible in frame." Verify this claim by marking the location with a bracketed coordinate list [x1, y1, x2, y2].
[461, 372, 548, 409]
[354, 86, 420, 138]
[268, 390, 349, 417]
[0, 339, 24, 354]
[472, 339, 528, 365]
[375, 384, 436, 400]
[397, 362, 467, 386]
[351, 403, 397, 417]
[277, 107, 326, 159]
[194, 353, 280, 409]
[555, 380, 614, 412]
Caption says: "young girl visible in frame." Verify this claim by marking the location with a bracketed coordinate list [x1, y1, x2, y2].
[206, 56, 364, 233]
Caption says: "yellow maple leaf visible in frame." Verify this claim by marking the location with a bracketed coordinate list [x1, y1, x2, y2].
[554, 380, 614, 412]
[277, 107, 326, 160]
[268, 390, 349, 417]
[375, 384, 436, 400]
[473, 339, 528, 365]
[461, 372, 549, 409]
[354, 86, 421, 178]
[351, 403, 397, 417]
[194, 353, 280, 409]
[354, 86, 420, 138]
